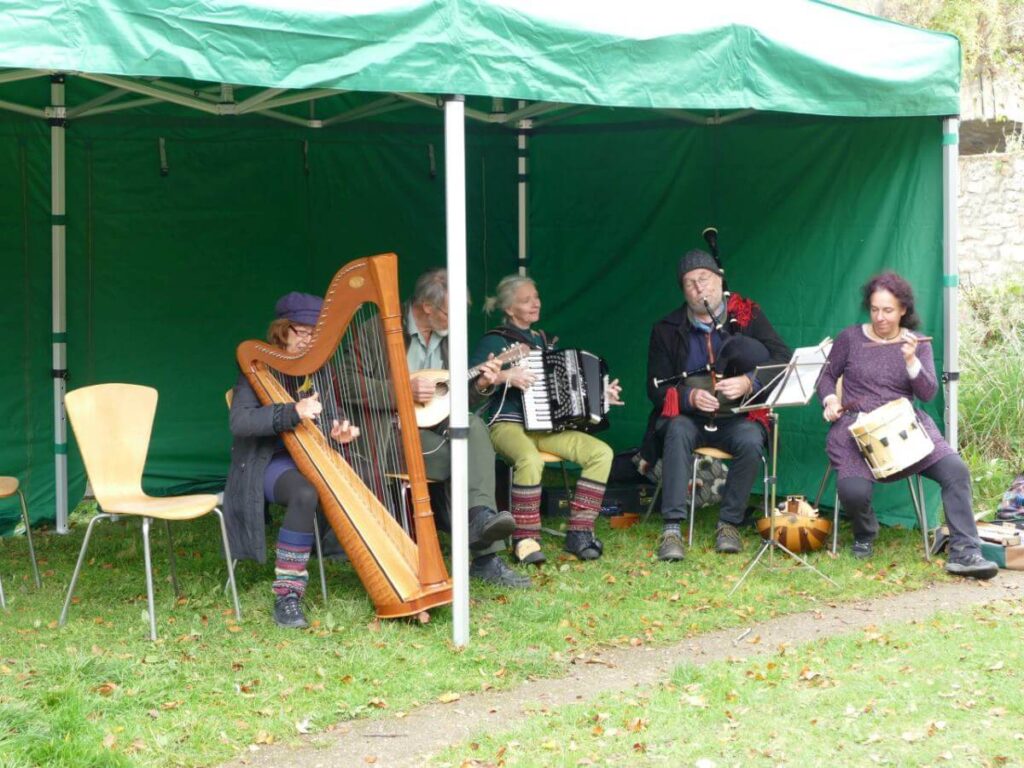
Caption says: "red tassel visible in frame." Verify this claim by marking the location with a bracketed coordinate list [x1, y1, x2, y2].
[746, 408, 769, 429]
[662, 387, 680, 417]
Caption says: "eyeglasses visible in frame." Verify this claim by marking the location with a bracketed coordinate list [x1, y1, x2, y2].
[682, 274, 715, 291]
[289, 325, 314, 338]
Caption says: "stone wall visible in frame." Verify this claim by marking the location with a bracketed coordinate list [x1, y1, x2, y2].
[958, 152, 1024, 287]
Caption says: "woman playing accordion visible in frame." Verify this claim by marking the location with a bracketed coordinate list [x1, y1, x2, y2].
[470, 275, 623, 565]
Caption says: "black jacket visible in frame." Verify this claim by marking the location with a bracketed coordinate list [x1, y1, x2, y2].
[641, 295, 791, 462]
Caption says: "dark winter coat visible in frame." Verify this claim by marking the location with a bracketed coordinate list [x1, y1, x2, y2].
[641, 294, 791, 463]
[222, 372, 301, 562]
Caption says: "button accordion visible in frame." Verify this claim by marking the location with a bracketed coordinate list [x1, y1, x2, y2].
[522, 348, 610, 432]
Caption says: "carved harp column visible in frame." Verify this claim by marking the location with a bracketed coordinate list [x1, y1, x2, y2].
[237, 254, 452, 618]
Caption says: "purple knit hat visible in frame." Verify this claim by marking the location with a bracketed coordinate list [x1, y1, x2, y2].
[275, 292, 322, 326]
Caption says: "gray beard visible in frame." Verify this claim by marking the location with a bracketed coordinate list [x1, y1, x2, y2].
[686, 300, 725, 327]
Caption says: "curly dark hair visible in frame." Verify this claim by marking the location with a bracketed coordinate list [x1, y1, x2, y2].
[860, 271, 920, 330]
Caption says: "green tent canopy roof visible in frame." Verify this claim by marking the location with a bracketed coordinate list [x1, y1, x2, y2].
[0, 0, 961, 117]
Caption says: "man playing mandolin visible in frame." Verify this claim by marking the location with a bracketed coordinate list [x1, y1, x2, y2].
[347, 268, 532, 588]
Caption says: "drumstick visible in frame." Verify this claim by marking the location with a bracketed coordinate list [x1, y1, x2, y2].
[861, 335, 933, 349]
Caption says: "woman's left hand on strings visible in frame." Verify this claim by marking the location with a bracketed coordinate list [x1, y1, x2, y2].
[330, 419, 360, 444]
[475, 356, 503, 391]
[605, 378, 624, 406]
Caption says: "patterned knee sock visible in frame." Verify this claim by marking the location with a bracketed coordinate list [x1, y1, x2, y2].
[510, 483, 542, 541]
[272, 528, 314, 599]
[568, 479, 606, 532]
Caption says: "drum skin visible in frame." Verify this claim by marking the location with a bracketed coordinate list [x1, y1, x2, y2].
[756, 496, 832, 552]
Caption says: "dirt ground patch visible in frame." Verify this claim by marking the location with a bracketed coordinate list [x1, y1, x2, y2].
[221, 571, 1024, 768]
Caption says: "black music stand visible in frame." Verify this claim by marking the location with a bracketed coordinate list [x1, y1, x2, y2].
[728, 339, 837, 594]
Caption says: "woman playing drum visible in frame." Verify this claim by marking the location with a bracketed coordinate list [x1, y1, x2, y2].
[817, 271, 997, 579]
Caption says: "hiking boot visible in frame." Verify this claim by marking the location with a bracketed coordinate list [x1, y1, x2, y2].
[512, 537, 546, 566]
[851, 539, 874, 559]
[657, 530, 686, 562]
[470, 554, 533, 588]
[564, 530, 604, 561]
[714, 522, 742, 554]
[945, 552, 999, 580]
[273, 594, 308, 629]
[468, 507, 515, 550]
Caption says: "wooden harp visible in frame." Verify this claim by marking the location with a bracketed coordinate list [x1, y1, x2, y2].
[236, 253, 452, 619]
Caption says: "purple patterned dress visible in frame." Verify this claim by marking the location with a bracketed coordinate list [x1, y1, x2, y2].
[816, 325, 953, 482]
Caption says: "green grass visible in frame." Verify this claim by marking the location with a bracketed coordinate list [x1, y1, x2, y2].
[432, 599, 1024, 767]
[2, 282, 1018, 768]
[0, 505, 953, 768]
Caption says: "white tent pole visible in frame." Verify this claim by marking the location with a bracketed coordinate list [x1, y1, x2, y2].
[942, 117, 959, 448]
[517, 108, 531, 276]
[444, 95, 470, 647]
[49, 74, 69, 533]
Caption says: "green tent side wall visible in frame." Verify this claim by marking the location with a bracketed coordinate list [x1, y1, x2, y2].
[0, 107, 943, 532]
[0, 110, 520, 532]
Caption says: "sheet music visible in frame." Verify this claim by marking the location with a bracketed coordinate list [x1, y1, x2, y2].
[770, 339, 832, 406]
[734, 337, 832, 411]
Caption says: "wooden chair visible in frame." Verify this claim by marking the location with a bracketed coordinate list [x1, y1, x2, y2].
[0, 476, 42, 609]
[60, 383, 242, 640]
[225, 387, 329, 602]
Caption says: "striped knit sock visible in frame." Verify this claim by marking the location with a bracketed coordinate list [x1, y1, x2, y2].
[272, 528, 314, 599]
[568, 478, 606, 532]
[510, 483, 543, 541]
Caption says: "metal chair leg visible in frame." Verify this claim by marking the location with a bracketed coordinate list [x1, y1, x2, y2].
[832, 491, 841, 555]
[164, 520, 180, 598]
[559, 462, 573, 502]
[60, 512, 114, 627]
[18, 489, 41, 589]
[312, 513, 328, 603]
[142, 517, 158, 641]
[212, 508, 242, 622]
[688, 454, 700, 546]
[813, 462, 833, 509]
[0, 572, 5, 608]
[907, 475, 931, 562]
[641, 479, 661, 524]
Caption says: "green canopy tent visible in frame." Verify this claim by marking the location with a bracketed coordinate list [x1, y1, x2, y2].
[1, 1, 962, 643]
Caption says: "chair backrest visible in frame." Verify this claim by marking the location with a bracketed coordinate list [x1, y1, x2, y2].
[65, 384, 158, 505]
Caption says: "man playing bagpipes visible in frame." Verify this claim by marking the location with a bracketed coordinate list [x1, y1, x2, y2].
[642, 242, 791, 562]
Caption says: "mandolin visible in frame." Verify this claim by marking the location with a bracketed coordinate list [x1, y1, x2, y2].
[412, 343, 530, 427]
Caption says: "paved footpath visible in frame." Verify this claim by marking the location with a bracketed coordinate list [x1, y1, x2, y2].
[221, 570, 1024, 768]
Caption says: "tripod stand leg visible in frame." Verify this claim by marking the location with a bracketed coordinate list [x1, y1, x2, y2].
[729, 538, 838, 595]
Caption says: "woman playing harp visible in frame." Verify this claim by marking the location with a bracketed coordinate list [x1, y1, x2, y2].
[224, 292, 360, 628]
[229, 254, 454, 621]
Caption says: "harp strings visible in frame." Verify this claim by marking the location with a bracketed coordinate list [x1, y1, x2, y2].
[271, 302, 415, 536]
